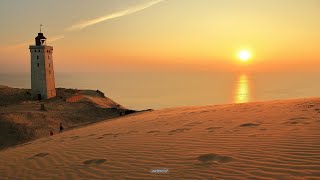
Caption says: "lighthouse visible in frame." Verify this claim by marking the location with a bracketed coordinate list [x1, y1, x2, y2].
[29, 27, 56, 100]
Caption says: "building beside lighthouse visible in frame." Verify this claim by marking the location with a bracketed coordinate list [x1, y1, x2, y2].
[29, 31, 56, 100]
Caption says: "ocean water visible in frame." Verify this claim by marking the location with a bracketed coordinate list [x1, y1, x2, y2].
[1, 72, 320, 110]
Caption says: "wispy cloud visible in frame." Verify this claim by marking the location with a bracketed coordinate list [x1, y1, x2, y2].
[47, 35, 65, 43]
[66, 0, 164, 32]
[8, 0, 163, 48]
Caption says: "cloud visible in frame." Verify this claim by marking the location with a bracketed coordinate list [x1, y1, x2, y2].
[47, 35, 65, 43]
[8, 0, 163, 49]
[66, 0, 164, 32]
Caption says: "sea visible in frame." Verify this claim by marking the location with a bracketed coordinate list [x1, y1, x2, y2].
[1, 72, 319, 110]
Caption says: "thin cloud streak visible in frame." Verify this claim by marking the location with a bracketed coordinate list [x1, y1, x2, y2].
[47, 35, 65, 43]
[8, 0, 163, 49]
[66, 0, 164, 32]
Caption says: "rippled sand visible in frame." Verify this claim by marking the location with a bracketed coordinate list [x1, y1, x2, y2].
[0, 98, 320, 179]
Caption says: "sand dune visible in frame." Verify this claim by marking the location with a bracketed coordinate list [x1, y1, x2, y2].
[0, 86, 130, 150]
[0, 98, 320, 179]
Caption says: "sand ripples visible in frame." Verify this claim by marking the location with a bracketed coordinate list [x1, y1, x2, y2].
[1, 98, 320, 179]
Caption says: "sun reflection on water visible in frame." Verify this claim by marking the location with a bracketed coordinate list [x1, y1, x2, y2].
[234, 74, 250, 103]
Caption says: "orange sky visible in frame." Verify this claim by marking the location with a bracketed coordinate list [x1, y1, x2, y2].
[1, 0, 320, 73]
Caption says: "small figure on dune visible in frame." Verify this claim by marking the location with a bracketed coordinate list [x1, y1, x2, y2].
[40, 104, 46, 111]
[119, 110, 125, 116]
[50, 130, 54, 136]
[59, 123, 64, 133]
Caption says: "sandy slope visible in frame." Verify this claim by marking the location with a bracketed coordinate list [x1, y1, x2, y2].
[0, 98, 320, 179]
[0, 86, 129, 150]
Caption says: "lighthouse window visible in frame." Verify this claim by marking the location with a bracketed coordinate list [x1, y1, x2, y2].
[49, 63, 50, 67]
[37, 55, 39, 59]
[34, 50, 36, 52]
[37, 63, 39, 67]
[49, 70, 51, 74]
[38, 50, 40, 52]
[48, 56, 50, 59]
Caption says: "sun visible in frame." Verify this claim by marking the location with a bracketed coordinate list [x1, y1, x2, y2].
[238, 50, 252, 62]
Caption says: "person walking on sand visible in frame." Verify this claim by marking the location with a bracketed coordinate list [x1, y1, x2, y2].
[59, 123, 64, 133]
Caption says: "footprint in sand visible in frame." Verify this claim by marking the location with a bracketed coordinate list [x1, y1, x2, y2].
[287, 121, 310, 125]
[197, 153, 233, 163]
[185, 122, 202, 127]
[308, 104, 314, 108]
[147, 131, 160, 134]
[83, 159, 107, 165]
[207, 127, 222, 132]
[239, 123, 260, 127]
[30, 153, 49, 159]
[169, 128, 191, 135]
[287, 117, 309, 124]
[314, 108, 320, 113]
[289, 117, 309, 121]
[70, 136, 80, 140]
[34, 153, 49, 157]
[97, 137, 104, 139]
[102, 133, 113, 136]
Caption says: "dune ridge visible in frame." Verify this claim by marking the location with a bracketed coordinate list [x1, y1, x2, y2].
[0, 98, 320, 179]
[0, 86, 131, 150]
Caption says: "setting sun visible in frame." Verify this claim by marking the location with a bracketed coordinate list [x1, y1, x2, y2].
[238, 50, 252, 62]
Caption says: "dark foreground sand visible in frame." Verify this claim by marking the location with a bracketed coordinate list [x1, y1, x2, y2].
[0, 98, 320, 179]
[0, 86, 129, 150]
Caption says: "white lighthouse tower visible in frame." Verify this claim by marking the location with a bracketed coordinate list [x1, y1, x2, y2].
[29, 27, 56, 100]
